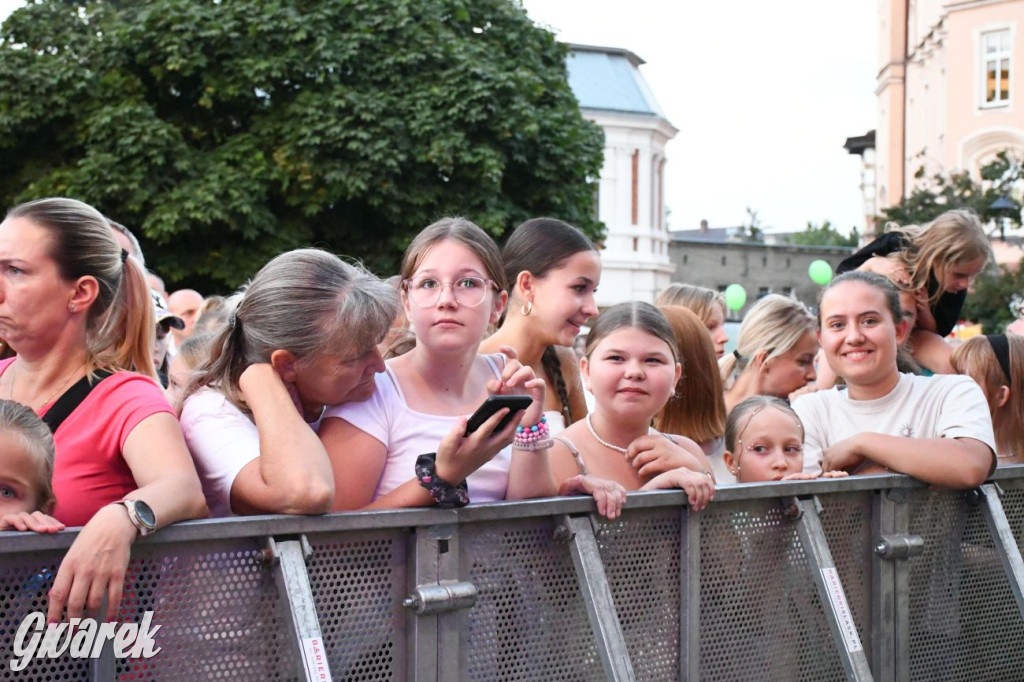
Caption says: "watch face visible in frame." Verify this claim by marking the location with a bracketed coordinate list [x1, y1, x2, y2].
[134, 500, 157, 529]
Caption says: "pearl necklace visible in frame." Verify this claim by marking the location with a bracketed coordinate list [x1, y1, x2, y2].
[585, 414, 629, 455]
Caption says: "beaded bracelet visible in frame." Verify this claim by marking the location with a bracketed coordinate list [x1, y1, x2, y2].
[415, 453, 469, 508]
[513, 416, 553, 451]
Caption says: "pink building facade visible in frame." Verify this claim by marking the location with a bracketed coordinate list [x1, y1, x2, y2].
[877, 0, 1024, 211]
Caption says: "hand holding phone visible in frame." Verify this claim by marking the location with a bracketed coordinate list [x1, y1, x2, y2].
[464, 395, 532, 436]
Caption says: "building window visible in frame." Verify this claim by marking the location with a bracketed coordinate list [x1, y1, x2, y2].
[786, 258, 791, 268]
[982, 30, 1011, 107]
[721, 255, 727, 266]
[632, 237, 638, 251]
[757, 286, 770, 299]
[782, 286, 793, 298]
[761, 256, 767, 267]
[631, 150, 639, 225]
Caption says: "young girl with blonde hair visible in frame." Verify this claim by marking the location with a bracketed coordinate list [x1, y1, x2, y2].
[549, 302, 716, 509]
[837, 209, 990, 373]
[321, 218, 626, 517]
[719, 294, 818, 413]
[722, 396, 847, 483]
[951, 334, 1023, 462]
[655, 283, 730, 358]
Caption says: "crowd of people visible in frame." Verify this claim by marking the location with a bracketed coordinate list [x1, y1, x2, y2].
[0, 196, 1021, 622]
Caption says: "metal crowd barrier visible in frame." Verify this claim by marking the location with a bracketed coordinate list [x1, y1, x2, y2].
[3, 466, 1024, 681]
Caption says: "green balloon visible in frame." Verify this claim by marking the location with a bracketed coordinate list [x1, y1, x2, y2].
[724, 283, 747, 311]
[808, 259, 833, 285]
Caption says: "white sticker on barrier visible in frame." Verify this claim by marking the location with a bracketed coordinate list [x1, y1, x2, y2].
[820, 567, 863, 653]
[302, 636, 332, 682]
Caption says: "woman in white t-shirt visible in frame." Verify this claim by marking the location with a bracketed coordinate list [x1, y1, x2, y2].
[179, 249, 400, 516]
[794, 271, 996, 487]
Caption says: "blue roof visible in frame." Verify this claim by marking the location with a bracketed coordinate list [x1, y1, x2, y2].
[566, 46, 666, 118]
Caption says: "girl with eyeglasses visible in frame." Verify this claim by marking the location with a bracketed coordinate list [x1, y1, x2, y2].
[319, 218, 627, 516]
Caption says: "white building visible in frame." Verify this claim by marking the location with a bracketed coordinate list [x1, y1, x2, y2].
[566, 45, 678, 305]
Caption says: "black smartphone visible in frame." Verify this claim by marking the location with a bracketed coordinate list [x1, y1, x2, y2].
[464, 395, 532, 436]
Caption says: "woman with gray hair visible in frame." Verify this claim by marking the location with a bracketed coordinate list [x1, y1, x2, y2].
[179, 248, 401, 516]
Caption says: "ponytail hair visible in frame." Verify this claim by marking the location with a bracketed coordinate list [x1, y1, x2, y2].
[182, 249, 399, 413]
[6, 198, 156, 380]
[718, 294, 814, 382]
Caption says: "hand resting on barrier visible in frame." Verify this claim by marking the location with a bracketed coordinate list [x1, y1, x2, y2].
[0, 511, 64, 533]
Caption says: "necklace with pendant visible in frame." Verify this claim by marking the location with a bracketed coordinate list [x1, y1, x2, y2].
[8, 360, 87, 411]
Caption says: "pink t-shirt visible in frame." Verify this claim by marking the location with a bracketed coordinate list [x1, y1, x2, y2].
[0, 358, 174, 527]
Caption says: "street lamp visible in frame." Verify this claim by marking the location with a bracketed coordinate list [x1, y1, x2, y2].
[989, 195, 1018, 241]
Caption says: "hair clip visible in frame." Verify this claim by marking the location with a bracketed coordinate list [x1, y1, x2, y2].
[120, 248, 129, 264]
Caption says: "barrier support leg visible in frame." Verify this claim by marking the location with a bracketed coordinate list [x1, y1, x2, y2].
[556, 514, 636, 682]
[871, 490, 896, 682]
[266, 536, 333, 682]
[679, 506, 700, 682]
[787, 497, 874, 682]
[977, 483, 1024, 621]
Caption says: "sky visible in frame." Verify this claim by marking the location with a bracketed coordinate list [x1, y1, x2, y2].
[0, 0, 878, 235]
[520, 0, 878, 235]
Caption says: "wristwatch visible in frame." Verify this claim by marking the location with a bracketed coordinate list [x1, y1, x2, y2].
[113, 499, 157, 536]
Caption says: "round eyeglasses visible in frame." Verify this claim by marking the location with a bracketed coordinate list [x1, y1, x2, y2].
[402, 276, 498, 308]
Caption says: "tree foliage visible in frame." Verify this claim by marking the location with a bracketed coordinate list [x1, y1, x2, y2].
[961, 258, 1024, 333]
[785, 220, 859, 247]
[882, 152, 1023, 232]
[0, 0, 605, 290]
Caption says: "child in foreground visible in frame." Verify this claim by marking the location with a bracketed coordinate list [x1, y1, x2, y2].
[723, 396, 847, 483]
[548, 302, 716, 510]
[0, 400, 64, 532]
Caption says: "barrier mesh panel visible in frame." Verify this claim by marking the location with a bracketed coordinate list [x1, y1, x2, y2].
[461, 517, 602, 681]
[307, 531, 407, 681]
[698, 498, 849, 681]
[0, 549, 88, 682]
[597, 508, 681, 682]
[907, 489, 1024, 681]
[114, 537, 289, 681]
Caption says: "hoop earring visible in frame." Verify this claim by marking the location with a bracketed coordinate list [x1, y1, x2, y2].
[520, 301, 533, 316]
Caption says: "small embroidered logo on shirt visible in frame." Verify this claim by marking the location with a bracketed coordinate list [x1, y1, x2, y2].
[900, 423, 916, 438]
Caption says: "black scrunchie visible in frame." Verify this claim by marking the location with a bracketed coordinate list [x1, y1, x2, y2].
[415, 453, 469, 508]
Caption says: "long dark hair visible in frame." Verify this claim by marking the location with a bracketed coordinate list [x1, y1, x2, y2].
[501, 217, 597, 423]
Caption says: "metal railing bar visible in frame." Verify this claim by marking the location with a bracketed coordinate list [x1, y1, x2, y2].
[269, 537, 333, 682]
[559, 514, 637, 682]
[679, 506, 700, 682]
[978, 483, 1024, 622]
[790, 496, 874, 682]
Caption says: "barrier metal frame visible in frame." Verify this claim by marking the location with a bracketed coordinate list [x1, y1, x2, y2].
[3, 467, 1024, 682]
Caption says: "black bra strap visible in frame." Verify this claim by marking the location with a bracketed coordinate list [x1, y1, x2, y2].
[42, 370, 113, 434]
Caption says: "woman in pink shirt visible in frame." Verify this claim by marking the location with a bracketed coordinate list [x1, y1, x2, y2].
[0, 197, 206, 622]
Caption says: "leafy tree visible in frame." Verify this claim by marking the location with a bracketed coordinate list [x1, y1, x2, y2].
[961, 258, 1024, 333]
[785, 220, 859, 247]
[882, 152, 1023, 233]
[0, 0, 604, 290]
